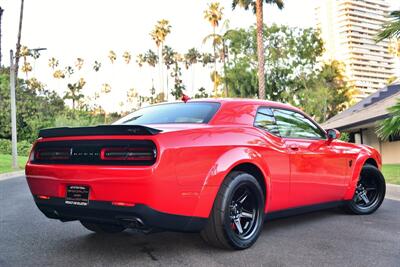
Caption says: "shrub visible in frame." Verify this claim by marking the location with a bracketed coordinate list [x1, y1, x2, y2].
[0, 139, 32, 156]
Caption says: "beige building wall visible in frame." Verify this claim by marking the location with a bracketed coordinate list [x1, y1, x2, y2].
[357, 127, 400, 164]
[316, 0, 396, 100]
[381, 141, 400, 164]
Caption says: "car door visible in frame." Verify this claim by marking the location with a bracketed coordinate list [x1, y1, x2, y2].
[253, 107, 291, 211]
[272, 108, 348, 208]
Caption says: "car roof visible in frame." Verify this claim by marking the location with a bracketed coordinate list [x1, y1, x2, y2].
[190, 98, 302, 112]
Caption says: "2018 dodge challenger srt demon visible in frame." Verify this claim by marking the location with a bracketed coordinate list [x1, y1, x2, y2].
[26, 99, 386, 249]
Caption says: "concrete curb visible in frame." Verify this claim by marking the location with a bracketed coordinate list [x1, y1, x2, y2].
[386, 183, 400, 201]
[0, 170, 25, 181]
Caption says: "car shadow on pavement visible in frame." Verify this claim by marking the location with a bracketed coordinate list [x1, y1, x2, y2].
[59, 208, 343, 263]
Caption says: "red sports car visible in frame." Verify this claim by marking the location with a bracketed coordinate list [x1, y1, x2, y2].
[25, 99, 386, 249]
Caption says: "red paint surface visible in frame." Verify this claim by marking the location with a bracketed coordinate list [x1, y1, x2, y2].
[25, 99, 382, 218]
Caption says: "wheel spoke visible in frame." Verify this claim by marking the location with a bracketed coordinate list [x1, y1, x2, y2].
[237, 191, 248, 204]
[240, 210, 254, 219]
[360, 192, 370, 205]
[233, 218, 243, 234]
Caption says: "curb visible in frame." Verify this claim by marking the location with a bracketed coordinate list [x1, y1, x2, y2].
[0, 170, 25, 181]
[386, 183, 400, 201]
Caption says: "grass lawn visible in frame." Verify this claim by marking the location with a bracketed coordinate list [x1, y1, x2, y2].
[0, 154, 28, 174]
[382, 164, 400, 185]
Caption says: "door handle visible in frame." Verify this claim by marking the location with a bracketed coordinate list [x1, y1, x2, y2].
[289, 144, 299, 151]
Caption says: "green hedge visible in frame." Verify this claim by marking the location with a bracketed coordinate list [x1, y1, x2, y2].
[0, 139, 32, 156]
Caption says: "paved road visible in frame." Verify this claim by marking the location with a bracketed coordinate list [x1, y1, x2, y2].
[1, 176, 399, 267]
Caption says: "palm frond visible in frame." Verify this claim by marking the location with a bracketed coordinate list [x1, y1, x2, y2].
[376, 98, 400, 140]
[376, 10, 400, 42]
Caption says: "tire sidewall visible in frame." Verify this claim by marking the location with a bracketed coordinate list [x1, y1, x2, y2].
[348, 165, 386, 214]
[221, 173, 265, 249]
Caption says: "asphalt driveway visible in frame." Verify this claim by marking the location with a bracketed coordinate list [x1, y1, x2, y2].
[1, 176, 399, 267]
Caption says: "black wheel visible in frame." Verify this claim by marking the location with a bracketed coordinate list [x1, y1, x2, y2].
[201, 171, 265, 250]
[345, 164, 386, 215]
[80, 221, 126, 233]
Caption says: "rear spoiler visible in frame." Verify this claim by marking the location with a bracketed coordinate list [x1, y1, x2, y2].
[38, 125, 162, 138]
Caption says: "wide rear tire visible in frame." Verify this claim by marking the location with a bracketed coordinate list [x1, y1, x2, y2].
[80, 221, 126, 234]
[200, 171, 265, 250]
[345, 164, 386, 215]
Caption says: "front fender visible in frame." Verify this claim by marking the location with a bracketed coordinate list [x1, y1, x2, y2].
[343, 147, 382, 200]
[192, 147, 271, 218]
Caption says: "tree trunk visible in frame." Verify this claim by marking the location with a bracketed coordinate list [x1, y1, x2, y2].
[256, 0, 266, 99]
[15, 0, 25, 79]
[213, 26, 217, 97]
[0, 7, 4, 67]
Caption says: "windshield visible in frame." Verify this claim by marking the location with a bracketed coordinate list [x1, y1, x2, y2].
[114, 102, 220, 125]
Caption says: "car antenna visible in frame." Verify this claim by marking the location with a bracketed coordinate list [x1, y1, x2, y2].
[181, 94, 190, 103]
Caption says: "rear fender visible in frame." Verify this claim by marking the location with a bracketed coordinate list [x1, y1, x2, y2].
[192, 147, 271, 218]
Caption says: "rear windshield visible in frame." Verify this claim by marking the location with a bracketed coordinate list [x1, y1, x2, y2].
[114, 102, 220, 125]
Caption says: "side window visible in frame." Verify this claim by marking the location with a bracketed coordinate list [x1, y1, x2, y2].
[272, 109, 326, 139]
[254, 107, 280, 136]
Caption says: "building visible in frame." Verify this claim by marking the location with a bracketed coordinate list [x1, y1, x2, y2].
[316, 0, 396, 100]
[322, 81, 400, 164]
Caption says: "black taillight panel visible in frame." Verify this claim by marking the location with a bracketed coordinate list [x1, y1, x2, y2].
[31, 140, 157, 166]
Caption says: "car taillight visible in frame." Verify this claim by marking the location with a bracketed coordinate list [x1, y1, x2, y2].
[100, 147, 156, 161]
[34, 148, 71, 160]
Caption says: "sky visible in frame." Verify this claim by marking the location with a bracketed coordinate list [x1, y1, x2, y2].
[1, 0, 400, 112]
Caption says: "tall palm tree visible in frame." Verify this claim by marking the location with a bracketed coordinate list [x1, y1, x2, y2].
[204, 2, 223, 96]
[232, 0, 284, 99]
[203, 19, 231, 96]
[150, 19, 171, 100]
[15, 0, 25, 79]
[184, 48, 201, 94]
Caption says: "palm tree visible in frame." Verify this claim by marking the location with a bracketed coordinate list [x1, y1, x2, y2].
[64, 78, 86, 110]
[377, 10, 400, 42]
[48, 57, 59, 69]
[232, 0, 284, 99]
[123, 51, 131, 64]
[184, 48, 201, 94]
[163, 45, 176, 98]
[203, 20, 232, 96]
[150, 19, 171, 100]
[377, 99, 400, 141]
[204, 2, 223, 96]
[377, 10, 400, 58]
[15, 0, 25, 79]
[108, 50, 117, 63]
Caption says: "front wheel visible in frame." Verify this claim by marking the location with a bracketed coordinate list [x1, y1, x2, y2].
[345, 164, 386, 215]
[201, 171, 265, 250]
[80, 221, 126, 234]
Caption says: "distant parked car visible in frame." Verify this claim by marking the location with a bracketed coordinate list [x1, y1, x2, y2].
[26, 99, 386, 249]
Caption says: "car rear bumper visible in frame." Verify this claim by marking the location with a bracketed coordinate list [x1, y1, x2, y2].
[34, 196, 207, 232]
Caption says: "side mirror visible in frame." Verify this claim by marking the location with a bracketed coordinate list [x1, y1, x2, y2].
[326, 129, 341, 140]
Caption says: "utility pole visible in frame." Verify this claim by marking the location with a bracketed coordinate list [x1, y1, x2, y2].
[9, 50, 18, 169]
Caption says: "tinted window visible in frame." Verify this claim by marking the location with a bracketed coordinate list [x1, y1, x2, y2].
[254, 107, 280, 136]
[273, 109, 326, 139]
[114, 102, 220, 125]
